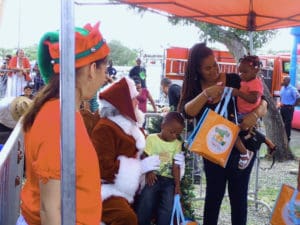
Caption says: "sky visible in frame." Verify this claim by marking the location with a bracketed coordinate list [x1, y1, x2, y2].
[0, 0, 296, 55]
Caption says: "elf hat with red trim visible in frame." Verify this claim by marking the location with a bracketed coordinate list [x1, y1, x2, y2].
[38, 22, 110, 84]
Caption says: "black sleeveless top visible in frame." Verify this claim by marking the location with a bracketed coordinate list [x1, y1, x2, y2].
[193, 73, 241, 123]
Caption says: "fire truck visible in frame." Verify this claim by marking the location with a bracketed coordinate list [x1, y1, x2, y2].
[164, 47, 300, 129]
[164, 47, 291, 96]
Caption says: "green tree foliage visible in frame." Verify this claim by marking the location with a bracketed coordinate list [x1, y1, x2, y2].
[0, 48, 14, 59]
[0, 45, 38, 62]
[168, 18, 277, 60]
[108, 40, 138, 66]
[23, 45, 38, 61]
[1, 41, 138, 66]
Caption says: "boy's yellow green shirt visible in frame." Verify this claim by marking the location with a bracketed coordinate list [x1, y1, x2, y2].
[145, 133, 182, 178]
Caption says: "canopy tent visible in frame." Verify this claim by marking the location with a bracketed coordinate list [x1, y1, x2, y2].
[119, 0, 300, 31]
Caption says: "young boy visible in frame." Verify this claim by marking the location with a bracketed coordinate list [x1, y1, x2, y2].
[135, 111, 185, 225]
[21, 85, 34, 100]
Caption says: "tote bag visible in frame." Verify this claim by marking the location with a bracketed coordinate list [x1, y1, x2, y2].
[170, 194, 198, 225]
[270, 184, 300, 225]
[186, 87, 240, 168]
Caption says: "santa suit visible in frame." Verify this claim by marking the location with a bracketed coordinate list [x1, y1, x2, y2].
[90, 77, 157, 225]
[91, 77, 164, 225]
[91, 115, 144, 225]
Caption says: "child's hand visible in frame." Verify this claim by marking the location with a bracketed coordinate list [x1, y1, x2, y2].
[146, 171, 157, 186]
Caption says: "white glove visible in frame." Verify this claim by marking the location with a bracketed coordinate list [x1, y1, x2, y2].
[141, 155, 161, 173]
[174, 152, 185, 179]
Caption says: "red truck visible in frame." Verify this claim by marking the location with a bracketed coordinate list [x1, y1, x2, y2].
[164, 47, 300, 129]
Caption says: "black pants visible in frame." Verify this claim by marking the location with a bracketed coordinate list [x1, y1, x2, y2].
[203, 145, 257, 225]
[280, 105, 294, 141]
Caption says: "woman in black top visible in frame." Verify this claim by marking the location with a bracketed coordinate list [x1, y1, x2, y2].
[178, 43, 268, 225]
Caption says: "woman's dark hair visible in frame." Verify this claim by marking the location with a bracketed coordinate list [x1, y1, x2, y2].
[178, 43, 214, 113]
[22, 56, 108, 132]
[162, 111, 185, 127]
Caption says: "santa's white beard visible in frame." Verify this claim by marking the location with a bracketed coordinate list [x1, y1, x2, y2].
[134, 106, 145, 128]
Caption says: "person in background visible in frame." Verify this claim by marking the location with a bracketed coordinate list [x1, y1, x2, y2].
[0, 96, 32, 143]
[160, 77, 181, 111]
[32, 62, 45, 94]
[135, 79, 157, 113]
[107, 59, 117, 80]
[135, 111, 184, 225]
[17, 22, 110, 225]
[21, 85, 34, 100]
[6, 49, 31, 97]
[178, 42, 268, 225]
[0, 54, 12, 98]
[279, 76, 300, 142]
[129, 57, 147, 88]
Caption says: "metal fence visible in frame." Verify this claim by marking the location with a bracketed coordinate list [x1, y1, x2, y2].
[0, 122, 24, 225]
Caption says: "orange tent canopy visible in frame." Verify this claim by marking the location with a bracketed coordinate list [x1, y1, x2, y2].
[119, 0, 300, 31]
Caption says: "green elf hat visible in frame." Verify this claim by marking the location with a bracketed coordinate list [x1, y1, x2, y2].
[37, 22, 110, 84]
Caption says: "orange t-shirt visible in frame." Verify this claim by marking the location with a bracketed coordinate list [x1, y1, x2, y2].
[20, 99, 101, 225]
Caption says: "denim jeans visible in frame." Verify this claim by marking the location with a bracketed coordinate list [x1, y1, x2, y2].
[135, 175, 175, 225]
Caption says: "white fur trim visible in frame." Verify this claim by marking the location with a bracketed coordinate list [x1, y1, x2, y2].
[98, 98, 113, 110]
[124, 77, 139, 98]
[108, 115, 145, 158]
[101, 156, 142, 203]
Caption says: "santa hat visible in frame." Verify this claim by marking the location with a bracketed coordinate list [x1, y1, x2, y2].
[99, 77, 139, 121]
[38, 22, 110, 84]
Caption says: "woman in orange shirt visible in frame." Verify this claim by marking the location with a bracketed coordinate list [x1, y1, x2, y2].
[18, 22, 110, 225]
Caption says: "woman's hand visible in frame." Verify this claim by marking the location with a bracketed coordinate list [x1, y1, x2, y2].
[231, 88, 240, 97]
[204, 84, 224, 101]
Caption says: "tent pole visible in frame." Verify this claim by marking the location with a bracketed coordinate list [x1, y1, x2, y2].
[249, 31, 254, 54]
[17, 0, 21, 48]
[60, 0, 76, 225]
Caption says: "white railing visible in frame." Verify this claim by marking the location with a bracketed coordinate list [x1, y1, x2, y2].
[218, 62, 238, 73]
[0, 122, 24, 225]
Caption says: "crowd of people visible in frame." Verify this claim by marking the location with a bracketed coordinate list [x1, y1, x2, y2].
[0, 50, 45, 100]
[0, 21, 299, 225]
